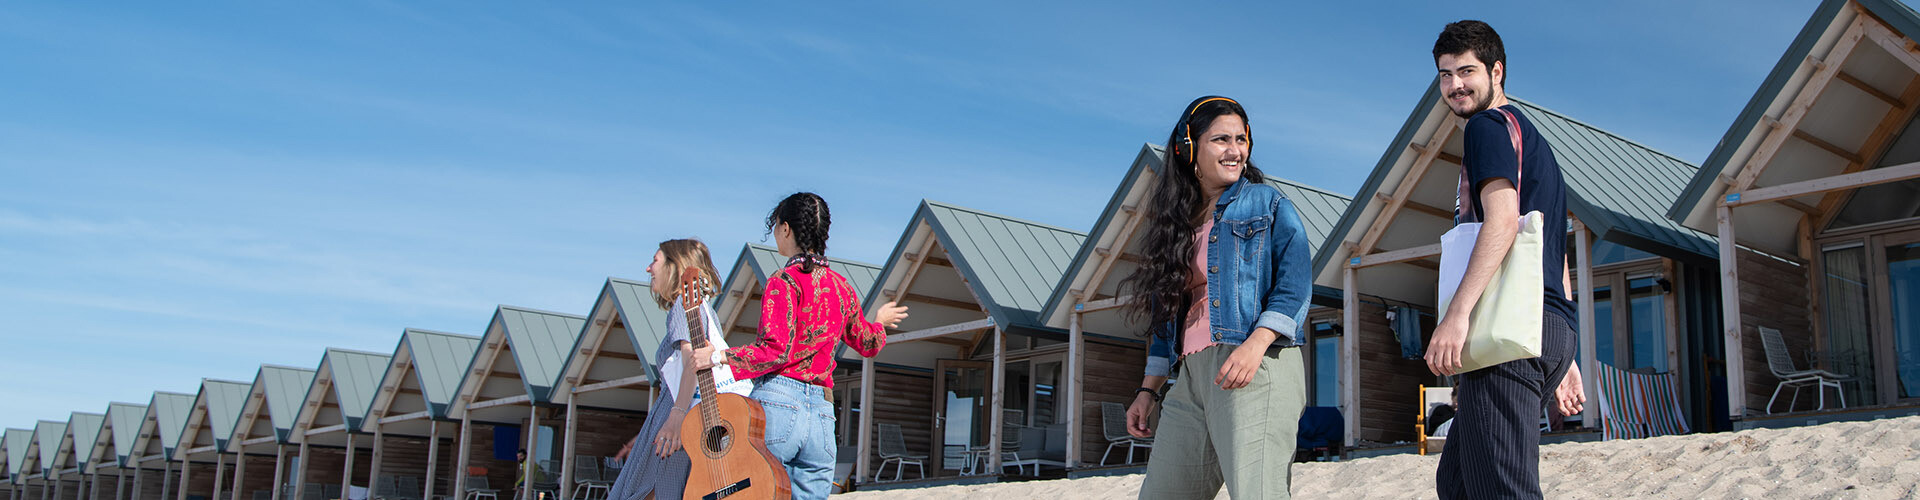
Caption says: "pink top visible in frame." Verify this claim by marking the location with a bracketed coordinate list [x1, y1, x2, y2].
[722, 258, 888, 388]
[1181, 219, 1216, 356]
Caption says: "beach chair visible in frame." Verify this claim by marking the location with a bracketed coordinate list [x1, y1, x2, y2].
[461, 477, 498, 500]
[567, 455, 610, 500]
[1417, 385, 1453, 455]
[1099, 402, 1152, 466]
[1595, 362, 1691, 440]
[1760, 326, 1855, 414]
[873, 423, 925, 482]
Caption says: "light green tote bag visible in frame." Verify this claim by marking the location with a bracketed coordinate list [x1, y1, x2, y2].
[1435, 107, 1544, 373]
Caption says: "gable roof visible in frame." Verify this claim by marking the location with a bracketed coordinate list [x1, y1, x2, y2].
[175, 379, 251, 458]
[454, 306, 587, 407]
[1669, 0, 1920, 250]
[60, 412, 105, 471]
[102, 402, 147, 469]
[137, 391, 195, 460]
[715, 245, 885, 347]
[387, 329, 482, 419]
[231, 364, 316, 447]
[295, 349, 393, 434]
[569, 278, 671, 388]
[3, 429, 30, 482]
[32, 421, 64, 476]
[1312, 84, 1718, 301]
[866, 200, 1087, 329]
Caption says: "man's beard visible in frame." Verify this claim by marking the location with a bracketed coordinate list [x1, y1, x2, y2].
[1448, 86, 1495, 118]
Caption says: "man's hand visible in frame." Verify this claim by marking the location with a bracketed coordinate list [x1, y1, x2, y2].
[1554, 361, 1586, 417]
[1426, 317, 1468, 376]
[1125, 391, 1157, 438]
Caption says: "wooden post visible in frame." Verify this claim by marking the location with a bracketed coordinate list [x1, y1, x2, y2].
[422, 423, 439, 500]
[1065, 307, 1083, 469]
[340, 433, 355, 500]
[114, 470, 124, 500]
[55, 472, 65, 500]
[366, 429, 383, 500]
[559, 398, 576, 500]
[131, 462, 142, 500]
[230, 451, 247, 500]
[522, 408, 539, 500]
[160, 461, 173, 500]
[1341, 265, 1360, 447]
[212, 454, 226, 500]
[1717, 204, 1746, 419]
[452, 417, 471, 500]
[291, 440, 309, 500]
[1575, 220, 1599, 426]
[989, 327, 1005, 473]
[269, 446, 285, 500]
[173, 459, 186, 500]
[856, 358, 875, 483]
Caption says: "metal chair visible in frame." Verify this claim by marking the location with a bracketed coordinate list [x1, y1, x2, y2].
[968, 410, 1032, 475]
[462, 477, 498, 500]
[1759, 326, 1856, 413]
[1099, 402, 1152, 466]
[873, 423, 925, 482]
[567, 456, 610, 500]
[395, 476, 421, 500]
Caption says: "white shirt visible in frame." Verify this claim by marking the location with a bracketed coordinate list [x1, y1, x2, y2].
[659, 296, 754, 399]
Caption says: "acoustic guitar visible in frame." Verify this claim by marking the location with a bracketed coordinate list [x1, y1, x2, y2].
[676, 268, 791, 500]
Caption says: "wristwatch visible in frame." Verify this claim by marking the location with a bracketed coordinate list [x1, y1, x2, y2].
[1135, 387, 1162, 402]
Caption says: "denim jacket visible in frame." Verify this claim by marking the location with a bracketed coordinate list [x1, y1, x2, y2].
[1144, 177, 1313, 377]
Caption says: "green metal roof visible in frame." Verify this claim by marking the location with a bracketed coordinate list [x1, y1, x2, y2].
[481, 306, 586, 403]
[33, 421, 64, 476]
[1670, 0, 1920, 226]
[735, 243, 885, 296]
[4, 428, 30, 480]
[64, 412, 104, 469]
[398, 329, 481, 418]
[1313, 85, 1719, 280]
[144, 392, 195, 458]
[869, 200, 1087, 329]
[1038, 144, 1353, 321]
[201, 380, 253, 449]
[574, 278, 670, 387]
[104, 403, 147, 468]
[253, 365, 315, 442]
[308, 349, 393, 432]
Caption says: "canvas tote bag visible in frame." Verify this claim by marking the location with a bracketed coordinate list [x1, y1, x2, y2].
[1436, 107, 1544, 373]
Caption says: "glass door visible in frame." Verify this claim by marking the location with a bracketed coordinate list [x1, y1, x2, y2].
[1876, 231, 1920, 401]
[1821, 242, 1877, 405]
[933, 359, 991, 475]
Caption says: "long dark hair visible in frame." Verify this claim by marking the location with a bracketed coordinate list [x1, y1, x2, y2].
[766, 192, 831, 273]
[1119, 96, 1264, 330]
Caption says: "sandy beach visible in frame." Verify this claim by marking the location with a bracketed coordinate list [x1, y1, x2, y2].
[841, 415, 1920, 499]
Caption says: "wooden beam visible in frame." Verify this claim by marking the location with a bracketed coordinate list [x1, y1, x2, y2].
[1816, 76, 1920, 228]
[571, 374, 650, 394]
[578, 351, 639, 362]
[884, 235, 939, 306]
[1403, 259, 1440, 271]
[924, 337, 972, 347]
[1082, 185, 1154, 305]
[1340, 267, 1359, 447]
[465, 394, 530, 411]
[1076, 294, 1134, 313]
[901, 292, 979, 311]
[1717, 205, 1746, 419]
[1352, 243, 1442, 269]
[1792, 129, 1862, 164]
[1729, 160, 1920, 207]
[375, 411, 431, 425]
[1835, 71, 1904, 108]
[1091, 247, 1145, 264]
[1574, 218, 1599, 425]
[889, 318, 996, 344]
[1357, 114, 1460, 256]
[1731, 17, 1867, 192]
[1864, 15, 1920, 75]
[923, 256, 953, 268]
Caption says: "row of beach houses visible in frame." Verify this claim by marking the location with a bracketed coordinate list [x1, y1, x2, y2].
[10, 0, 1920, 497]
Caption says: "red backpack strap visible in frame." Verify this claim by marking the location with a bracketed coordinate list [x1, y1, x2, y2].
[1455, 107, 1526, 222]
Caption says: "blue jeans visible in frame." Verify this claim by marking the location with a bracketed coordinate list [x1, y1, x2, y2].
[750, 376, 836, 499]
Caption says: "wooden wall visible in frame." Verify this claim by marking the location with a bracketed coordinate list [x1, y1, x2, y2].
[1354, 301, 1436, 444]
[1075, 338, 1146, 466]
[1736, 247, 1817, 414]
[834, 366, 935, 475]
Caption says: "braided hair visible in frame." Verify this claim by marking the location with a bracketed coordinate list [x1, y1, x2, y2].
[766, 192, 831, 273]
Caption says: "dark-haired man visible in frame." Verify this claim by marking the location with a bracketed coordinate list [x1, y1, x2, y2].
[1423, 20, 1586, 499]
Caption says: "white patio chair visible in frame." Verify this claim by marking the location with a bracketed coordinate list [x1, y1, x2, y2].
[1760, 326, 1856, 414]
[1099, 402, 1152, 466]
[874, 423, 925, 482]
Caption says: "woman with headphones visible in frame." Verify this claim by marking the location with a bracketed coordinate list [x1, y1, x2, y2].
[1120, 96, 1313, 499]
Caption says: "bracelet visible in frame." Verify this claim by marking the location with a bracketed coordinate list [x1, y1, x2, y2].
[1135, 387, 1161, 402]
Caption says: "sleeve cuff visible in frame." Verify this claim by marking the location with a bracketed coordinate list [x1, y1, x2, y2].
[1256, 311, 1300, 344]
[1145, 356, 1173, 377]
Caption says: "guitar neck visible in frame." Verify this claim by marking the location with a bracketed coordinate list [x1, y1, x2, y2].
[681, 299, 722, 428]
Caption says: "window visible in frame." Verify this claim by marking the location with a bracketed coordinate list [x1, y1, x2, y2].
[1309, 320, 1340, 408]
[1577, 264, 1672, 372]
[833, 387, 861, 446]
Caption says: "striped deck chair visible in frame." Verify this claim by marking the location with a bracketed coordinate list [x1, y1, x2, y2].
[1595, 362, 1690, 440]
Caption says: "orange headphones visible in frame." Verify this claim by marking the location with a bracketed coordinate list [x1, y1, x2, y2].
[1172, 96, 1251, 165]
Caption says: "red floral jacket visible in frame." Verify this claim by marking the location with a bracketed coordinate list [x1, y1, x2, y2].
[723, 257, 887, 388]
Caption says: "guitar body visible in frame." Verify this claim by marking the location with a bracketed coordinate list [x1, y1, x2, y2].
[679, 392, 791, 500]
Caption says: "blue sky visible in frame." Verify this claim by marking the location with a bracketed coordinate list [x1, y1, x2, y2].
[0, 1, 1825, 426]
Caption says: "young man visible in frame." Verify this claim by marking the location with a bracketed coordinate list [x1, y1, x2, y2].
[1423, 20, 1587, 499]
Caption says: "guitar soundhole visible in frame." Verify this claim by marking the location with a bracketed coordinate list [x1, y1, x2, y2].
[703, 423, 734, 455]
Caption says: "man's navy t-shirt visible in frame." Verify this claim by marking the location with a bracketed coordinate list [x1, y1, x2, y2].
[1458, 104, 1576, 326]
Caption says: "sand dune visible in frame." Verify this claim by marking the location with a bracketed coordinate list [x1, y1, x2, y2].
[840, 415, 1920, 499]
